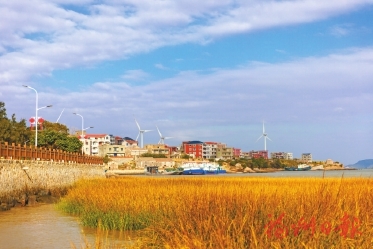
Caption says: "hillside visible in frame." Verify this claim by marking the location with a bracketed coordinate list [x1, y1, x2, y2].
[348, 159, 373, 169]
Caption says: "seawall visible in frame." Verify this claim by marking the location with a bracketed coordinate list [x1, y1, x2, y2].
[0, 159, 105, 210]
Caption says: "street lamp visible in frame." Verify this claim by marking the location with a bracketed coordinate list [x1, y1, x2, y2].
[73, 113, 93, 154]
[23, 85, 52, 147]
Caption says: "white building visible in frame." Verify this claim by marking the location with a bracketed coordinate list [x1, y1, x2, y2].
[202, 142, 218, 159]
[301, 153, 312, 162]
[270, 152, 293, 160]
[80, 134, 112, 155]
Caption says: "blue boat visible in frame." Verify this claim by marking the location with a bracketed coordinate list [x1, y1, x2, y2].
[181, 162, 226, 175]
[183, 168, 206, 175]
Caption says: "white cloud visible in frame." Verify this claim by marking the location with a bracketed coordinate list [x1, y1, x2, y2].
[330, 24, 352, 37]
[121, 70, 149, 81]
[154, 63, 169, 70]
[1, 0, 373, 84]
[1, 0, 373, 164]
[6, 47, 372, 126]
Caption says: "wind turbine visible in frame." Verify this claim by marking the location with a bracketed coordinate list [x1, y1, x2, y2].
[256, 121, 272, 151]
[156, 125, 172, 144]
[135, 119, 152, 148]
[56, 108, 65, 123]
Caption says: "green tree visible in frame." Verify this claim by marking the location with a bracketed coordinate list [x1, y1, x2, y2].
[0, 102, 81, 153]
[252, 157, 269, 169]
[180, 153, 190, 159]
[270, 159, 283, 169]
[55, 136, 82, 153]
[141, 153, 167, 158]
[36, 129, 82, 153]
[103, 155, 111, 164]
[42, 120, 69, 134]
[0, 102, 31, 144]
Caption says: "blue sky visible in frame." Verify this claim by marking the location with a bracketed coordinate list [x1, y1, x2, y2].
[1, 0, 373, 165]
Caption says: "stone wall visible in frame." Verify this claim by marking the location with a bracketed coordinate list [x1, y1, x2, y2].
[0, 159, 105, 210]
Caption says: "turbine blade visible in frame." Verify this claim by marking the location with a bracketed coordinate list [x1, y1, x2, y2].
[164, 137, 173, 139]
[136, 132, 140, 141]
[144, 130, 152, 133]
[267, 136, 272, 141]
[56, 108, 65, 123]
[256, 135, 263, 142]
[135, 119, 141, 130]
[156, 126, 162, 137]
[262, 121, 265, 133]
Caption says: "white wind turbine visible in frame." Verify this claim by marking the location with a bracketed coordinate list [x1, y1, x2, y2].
[256, 121, 272, 151]
[135, 119, 152, 148]
[156, 125, 172, 144]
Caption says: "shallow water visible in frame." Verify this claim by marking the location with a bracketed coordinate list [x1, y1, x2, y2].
[0, 204, 134, 249]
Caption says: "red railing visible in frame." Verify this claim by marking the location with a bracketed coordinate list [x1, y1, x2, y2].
[0, 142, 103, 164]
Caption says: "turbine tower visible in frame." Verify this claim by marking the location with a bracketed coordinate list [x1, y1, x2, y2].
[256, 121, 272, 151]
[156, 125, 172, 144]
[135, 119, 152, 148]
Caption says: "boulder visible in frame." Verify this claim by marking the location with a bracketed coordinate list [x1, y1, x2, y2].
[235, 163, 243, 170]
[244, 167, 256, 173]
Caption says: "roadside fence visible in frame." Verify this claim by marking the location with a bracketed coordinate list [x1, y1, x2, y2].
[0, 142, 103, 165]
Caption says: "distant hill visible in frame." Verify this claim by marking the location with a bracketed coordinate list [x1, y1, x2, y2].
[347, 159, 373, 169]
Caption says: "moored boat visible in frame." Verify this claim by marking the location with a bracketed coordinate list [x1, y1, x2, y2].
[181, 162, 226, 175]
[284, 164, 311, 171]
[162, 168, 184, 175]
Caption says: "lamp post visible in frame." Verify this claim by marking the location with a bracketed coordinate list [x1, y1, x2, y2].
[23, 85, 52, 147]
[73, 113, 93, 155]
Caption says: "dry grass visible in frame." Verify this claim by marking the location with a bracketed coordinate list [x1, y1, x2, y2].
[59, 176, 373, 248]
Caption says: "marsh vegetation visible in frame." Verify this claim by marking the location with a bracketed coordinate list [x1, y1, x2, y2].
[59, 176, 373, 248]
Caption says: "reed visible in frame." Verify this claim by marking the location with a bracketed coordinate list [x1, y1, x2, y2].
[59, 177, 373, 248]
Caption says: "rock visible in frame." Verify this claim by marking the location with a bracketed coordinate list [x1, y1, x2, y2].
[244, 167, 255, 173]
[235, 163, 243, 170]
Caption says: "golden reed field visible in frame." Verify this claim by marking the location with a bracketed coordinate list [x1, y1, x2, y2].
[58, 176, 373, 249]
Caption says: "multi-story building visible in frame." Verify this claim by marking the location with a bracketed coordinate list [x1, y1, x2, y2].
[98, 144, 127, 157]
[240, 151, 251, 159]
[202, 142, 218, 159]
[182, 141, 204, 158]
[250, 150, 268, 159]
[125, 147, 148, 157]
[79, 134, 113, 155]
[271, 152, 293, 160]
[217, 147, 234, 160]
[182, 141, 241, 160]
[122, 137, 138, 147]
[233, 148, 241, 158]
[114, 136, 123, 145]
[145, 144, 170, 156]
[301, 153, 312, 162]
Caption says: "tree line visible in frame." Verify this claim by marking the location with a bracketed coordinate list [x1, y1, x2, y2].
[0, 102, 82, 153]
[216, 157, 299, 169]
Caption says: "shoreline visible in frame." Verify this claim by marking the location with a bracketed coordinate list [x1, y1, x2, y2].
[0, 159, 105, 212]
